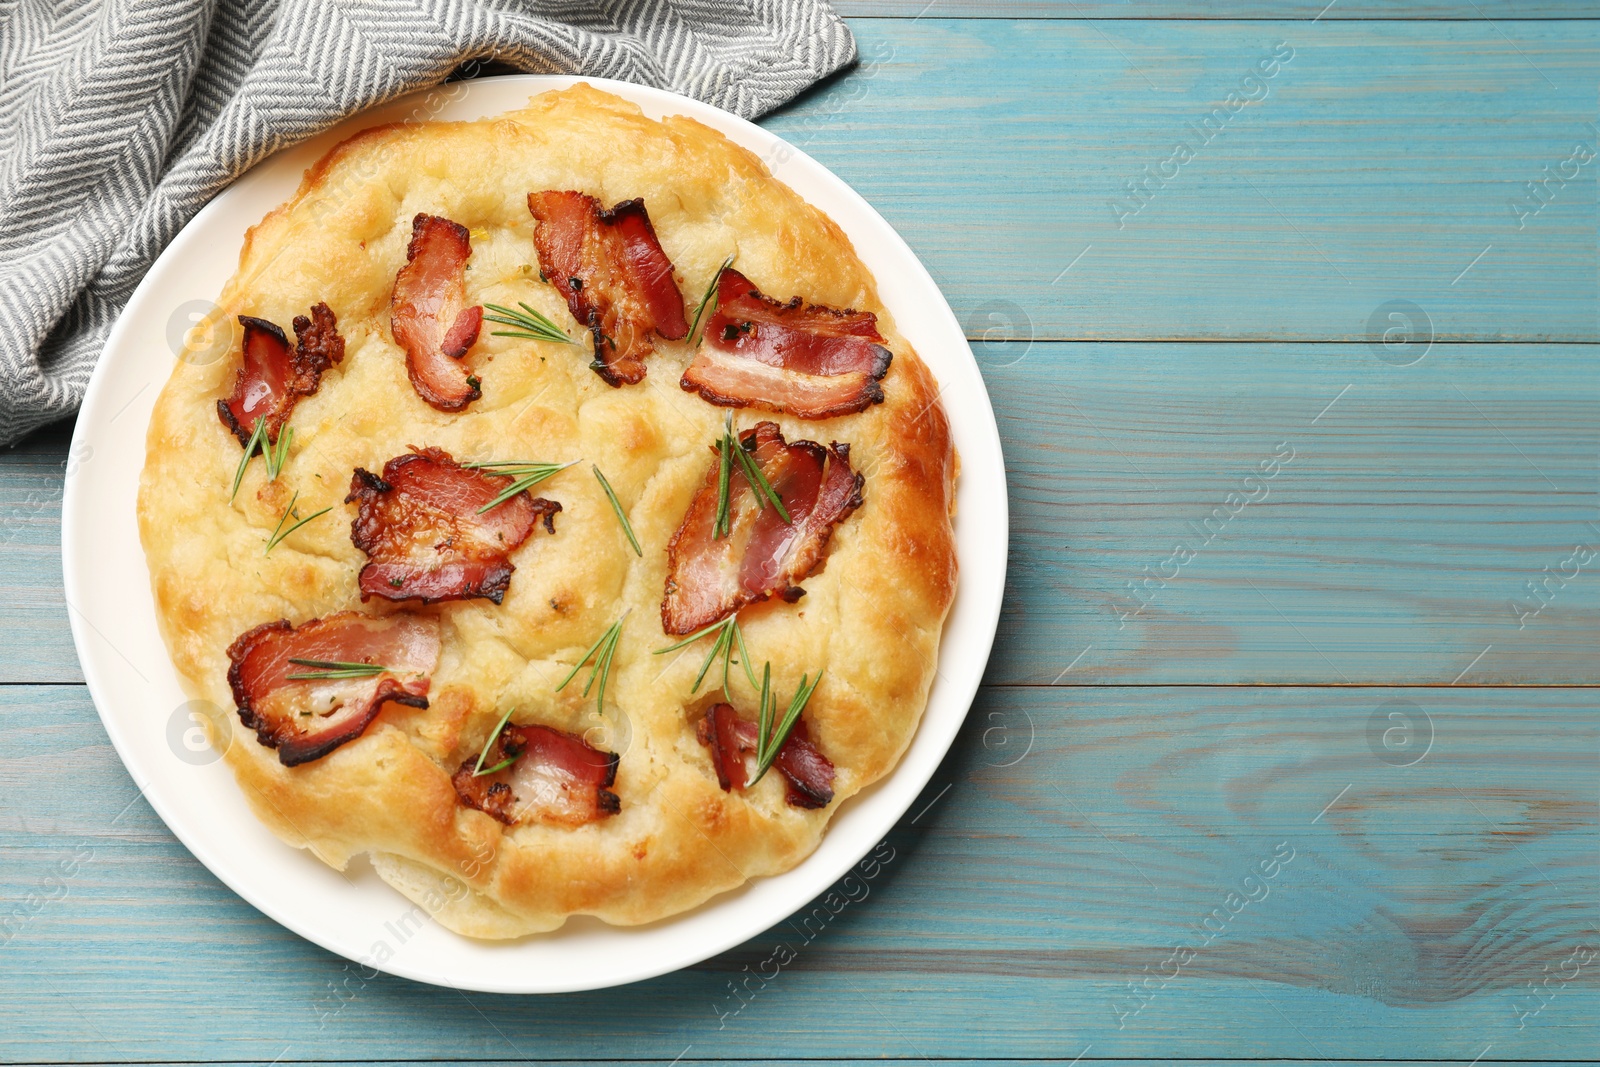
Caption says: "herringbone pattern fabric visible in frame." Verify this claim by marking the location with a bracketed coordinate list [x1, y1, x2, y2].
[0, 0, 855, 444]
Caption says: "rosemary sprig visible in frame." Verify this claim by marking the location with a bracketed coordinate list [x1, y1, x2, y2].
[687, 254, 734, 345]
[229, 419, 292, 501]
[555, 614, 627, 713]
[592, 465, 642, 556]
[711, 413, 790, 537]
[264, 491, 332, 554]
[654, 613, 758, 697]
[472, 706, 518, 777]
[731, 424, 789, 523]
[482, 301, 581, 346]
[466, 458, 578, 514]
[749, 668, 823, 786]
[285, 658, 389, 682]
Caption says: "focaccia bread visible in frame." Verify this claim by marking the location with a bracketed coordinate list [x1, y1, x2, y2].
[138, 84, 956, 937]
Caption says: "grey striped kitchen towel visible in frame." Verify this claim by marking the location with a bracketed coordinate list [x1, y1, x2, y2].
[0, 0, 856, 445]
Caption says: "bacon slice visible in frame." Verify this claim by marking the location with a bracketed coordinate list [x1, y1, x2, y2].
[681, 268, 891, 420]
[226, 612, 439, 767]
[346, 447, 560, 605]
[662, 421, 863, 634]
[696, 704, 835, 808]
[774, 721, 837, 808]
[217, 303, 344, 445]
[452, 724, 620, 827]
[527, 191, 688, 386]
[392, 213, 483, 411]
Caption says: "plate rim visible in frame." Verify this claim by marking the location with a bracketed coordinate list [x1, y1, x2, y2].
[61, 73, 1008, 993]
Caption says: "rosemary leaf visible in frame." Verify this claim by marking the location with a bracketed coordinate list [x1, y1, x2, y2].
[714, 421, 733, 538]
[755, 662, 773, 755]
[472, 706, 518, 777]
[263, 425, 292, 481]
[465, 460, 576, 475]
[583, 622, 623, 698]
[265, 506, 331, 554]
[710, 413, 790, 536]
[591, 623, 623, 712]
[653, 614, 751, 696]
[593, 465, 642, 556]
[750, 669, 822, 786]
[732, 431, 791, 523]
[692, 624, 731, 694]
[284, 669, 388, 681]
[264, 492, 332, 554]
[731, 618, 759, 690]
[482, 301, 580, 346]
[285, 657, 389, 682]
[720, 623, 737, 699]
[687, 254, 735, 345]
[556, 615, 627, 714]
[557, 625, 616, 691]
[264, 489, 296, 545]
[652, 615, 731, 655]
[230, 418, 266, 503]
[288, 658, 388, 671]
[473, 459, 577, 514]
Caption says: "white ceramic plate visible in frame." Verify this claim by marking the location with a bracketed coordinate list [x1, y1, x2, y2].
[62, 75, 1006, 993]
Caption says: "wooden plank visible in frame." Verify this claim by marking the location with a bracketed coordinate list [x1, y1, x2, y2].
[985, 341, 1600, 686]
[765, 18, 1600, 341]
[0, 419, 80, 685]
[2, 684, 1595, 1061]
[8, 343, 1595, 686]
[837, 2, 1600, 17]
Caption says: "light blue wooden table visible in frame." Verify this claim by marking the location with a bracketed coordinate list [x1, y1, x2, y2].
[3, 4, 1598, 1064]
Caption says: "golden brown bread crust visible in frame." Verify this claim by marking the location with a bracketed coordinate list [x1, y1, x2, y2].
[137, 84, 957, 936]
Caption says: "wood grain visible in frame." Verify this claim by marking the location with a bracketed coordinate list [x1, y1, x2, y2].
[985, 341, 1600, 686]
[2, 684, 1594, 1061]
[765, 18, 1600, 341]
[0, 420, 78, 685]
